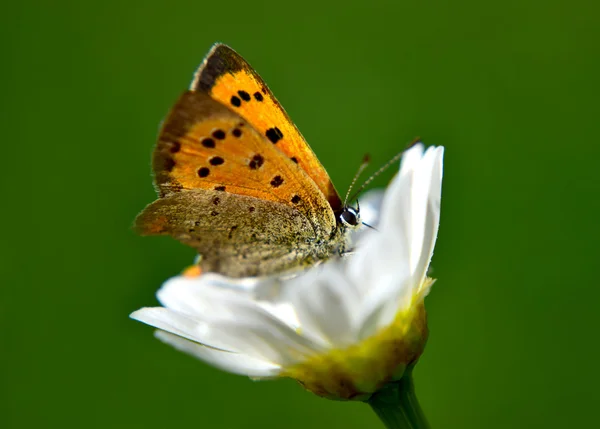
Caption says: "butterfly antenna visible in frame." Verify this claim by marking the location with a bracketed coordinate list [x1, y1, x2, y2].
[344, 154, 371, 206]
[348, 137, 422, 203]
[361, 222, 378, 231]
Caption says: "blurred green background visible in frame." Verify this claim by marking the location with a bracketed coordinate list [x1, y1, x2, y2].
[2, 0, 599, 428]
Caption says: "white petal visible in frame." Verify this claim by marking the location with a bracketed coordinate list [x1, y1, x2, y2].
[154, 331, 281, 377]
[131, 302, 321, 367]
[156, 276, 244, 321]
[350, 144, 443, 331]
[283, 265, 363, 347]
[349, 150, 414, 303]
[398, 143, 425, 179]
[412, 147, 444, 292]
[130, 307, 237, 352]
[184, 287, 325, 364]
[156, 275, 298, 328]
[209, 316, 323, 367]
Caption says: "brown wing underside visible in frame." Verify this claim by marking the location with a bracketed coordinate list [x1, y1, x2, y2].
[135, 190, 324, 277]
[190, 43, 343, 211]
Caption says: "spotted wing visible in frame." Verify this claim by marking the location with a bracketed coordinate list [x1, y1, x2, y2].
[190, 43, 343, 211]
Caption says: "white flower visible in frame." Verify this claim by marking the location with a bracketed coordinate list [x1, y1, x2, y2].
[131, 144, 444, 400]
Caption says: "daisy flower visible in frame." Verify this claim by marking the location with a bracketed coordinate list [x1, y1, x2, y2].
[131, 143, 444, 428]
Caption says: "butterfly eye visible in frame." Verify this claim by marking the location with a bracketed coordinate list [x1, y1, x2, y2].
[339, 207, 360, 227]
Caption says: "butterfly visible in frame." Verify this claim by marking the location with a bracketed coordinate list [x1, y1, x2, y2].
[135, 43, 361, 278]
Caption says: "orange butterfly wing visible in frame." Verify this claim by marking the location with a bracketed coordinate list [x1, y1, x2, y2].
[190, 43, 343, 212]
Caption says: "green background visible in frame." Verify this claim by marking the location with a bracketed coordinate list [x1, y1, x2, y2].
[3, 1, 598, 428]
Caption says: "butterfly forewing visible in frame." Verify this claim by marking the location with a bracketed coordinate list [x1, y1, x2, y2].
[190, 43, 343, 211]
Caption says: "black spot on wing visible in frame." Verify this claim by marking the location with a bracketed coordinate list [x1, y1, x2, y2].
[266, 127, 283, 143]
[212, 130, 226, 140]
[202, 138, 215, 148]
[238, 90, 251, 101]
[249, 154, 264, 169]
[210, 156, 224, 166]
[270, 175, 284, 187]
[197, 167, 210, 177]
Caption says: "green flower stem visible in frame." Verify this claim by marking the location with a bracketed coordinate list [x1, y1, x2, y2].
[367, 370, 430, 429]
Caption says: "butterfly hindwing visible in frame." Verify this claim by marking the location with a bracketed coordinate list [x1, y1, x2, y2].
[190, 43, 343, 212]
[135, 190, 322, 277]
